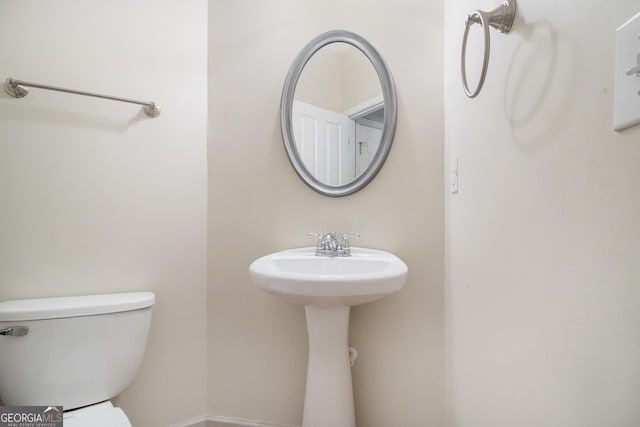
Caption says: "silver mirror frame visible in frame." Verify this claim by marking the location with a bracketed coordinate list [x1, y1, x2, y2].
[281, 30, 398, 197]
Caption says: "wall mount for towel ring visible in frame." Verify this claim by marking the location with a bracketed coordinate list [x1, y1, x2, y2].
[461, 0, 517, 98]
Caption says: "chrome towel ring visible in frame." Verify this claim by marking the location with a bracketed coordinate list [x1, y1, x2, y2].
[461, 0, 517, 98]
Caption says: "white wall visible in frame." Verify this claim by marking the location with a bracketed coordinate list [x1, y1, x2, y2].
[445, 1, 640, 426]
[208, 0, 444, 425]
[0, 1, 208, 426]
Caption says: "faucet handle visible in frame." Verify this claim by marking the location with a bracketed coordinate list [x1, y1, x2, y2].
[341, 233, 360, 242]
[307, 232, 325, 249]
[340, 233, 360, 254]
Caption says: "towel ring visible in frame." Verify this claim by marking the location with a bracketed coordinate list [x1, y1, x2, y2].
[461, 0, 517, 98]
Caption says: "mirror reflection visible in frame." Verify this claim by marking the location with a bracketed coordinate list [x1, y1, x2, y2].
[292, 42, 384, 186]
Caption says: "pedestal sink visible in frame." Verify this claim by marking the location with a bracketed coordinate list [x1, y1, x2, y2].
[249, 247, 408, 427]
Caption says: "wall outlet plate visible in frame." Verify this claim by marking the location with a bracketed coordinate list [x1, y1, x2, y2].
[614, 11, 640, 131]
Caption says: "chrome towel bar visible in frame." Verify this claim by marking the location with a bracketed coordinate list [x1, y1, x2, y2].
[4, 77, 161, 118]
[461, 0, 517, 98]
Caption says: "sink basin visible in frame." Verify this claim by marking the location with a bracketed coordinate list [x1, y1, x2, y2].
[249, 247, 408, 306]
[249, 246, 408, 427]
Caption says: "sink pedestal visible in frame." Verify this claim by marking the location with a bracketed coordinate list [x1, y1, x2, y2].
[303, 304, 355, 427]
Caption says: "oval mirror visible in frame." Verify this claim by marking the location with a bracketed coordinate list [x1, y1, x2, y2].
[281, 30, 397, 197]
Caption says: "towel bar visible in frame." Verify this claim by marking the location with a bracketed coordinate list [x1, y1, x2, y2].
[4, 77, 161, 118]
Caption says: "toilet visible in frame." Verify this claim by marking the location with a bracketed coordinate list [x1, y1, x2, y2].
[0, 291, 155, 426]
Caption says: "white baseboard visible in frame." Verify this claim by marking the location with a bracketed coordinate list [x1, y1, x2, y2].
[207, 415, 299, 427]
[171, 414, 299, 427]
[170, 414, 208, 427]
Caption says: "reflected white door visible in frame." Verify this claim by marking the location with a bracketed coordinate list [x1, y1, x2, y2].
[355, 119, 383, 176]
[293, 100, 354, 185]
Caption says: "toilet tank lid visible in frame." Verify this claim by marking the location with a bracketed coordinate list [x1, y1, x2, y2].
[0, 292, 156, 321]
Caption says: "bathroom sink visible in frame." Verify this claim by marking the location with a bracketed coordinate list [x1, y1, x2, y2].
[250, 246, 408, 427]
[249, 247, 408, 306]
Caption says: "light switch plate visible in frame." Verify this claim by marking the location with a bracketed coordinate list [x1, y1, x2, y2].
[614, 11, 640, 131]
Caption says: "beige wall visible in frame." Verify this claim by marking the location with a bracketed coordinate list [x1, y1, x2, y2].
[340, 47, 383, 112]
[208, 0, 444, 426]
[445, 1, 640, 426]
[0, 1, 208, 426]
[295, 47, 343, 112]
[295, 45, 381, 113]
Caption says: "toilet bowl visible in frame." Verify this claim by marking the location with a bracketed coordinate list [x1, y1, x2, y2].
[0, 291, 155, 426]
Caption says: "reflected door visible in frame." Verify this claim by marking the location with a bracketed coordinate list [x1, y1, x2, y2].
[293, 100, 354, 185]
[355, 119, 383, 176]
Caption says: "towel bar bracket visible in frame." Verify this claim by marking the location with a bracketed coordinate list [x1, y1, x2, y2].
[4, 79, 28, 98]
[143, 103, 161, 118]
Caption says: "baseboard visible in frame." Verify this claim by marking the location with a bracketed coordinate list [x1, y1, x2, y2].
[171, 414, 299, 427]
[207, 415, 300, 427]
[170, 414, 208, 427]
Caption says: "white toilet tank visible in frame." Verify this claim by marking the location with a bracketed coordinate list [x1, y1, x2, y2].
[0, 292, 155, 411]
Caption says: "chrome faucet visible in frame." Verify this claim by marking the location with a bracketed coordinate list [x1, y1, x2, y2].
[307, 231, 360, 257]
